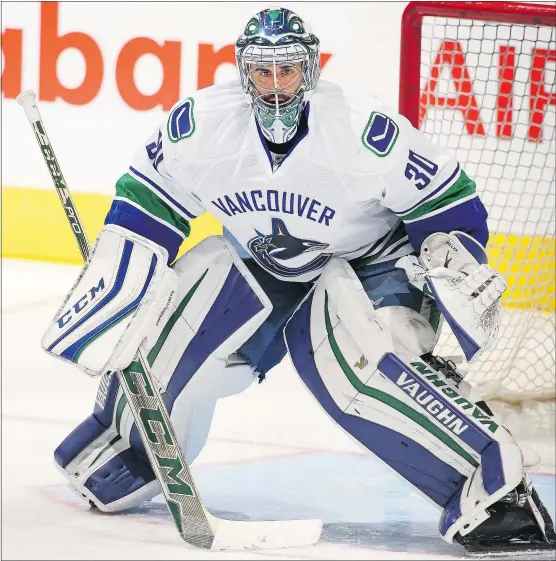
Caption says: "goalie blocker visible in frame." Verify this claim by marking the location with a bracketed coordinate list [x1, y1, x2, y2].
[284, 257, 555, 554]
[42, 224, 180, 376]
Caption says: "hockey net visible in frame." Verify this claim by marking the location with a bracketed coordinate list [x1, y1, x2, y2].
[400, 1, 555, 440]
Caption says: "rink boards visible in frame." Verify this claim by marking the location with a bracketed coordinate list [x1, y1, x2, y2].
[2, 186, 554, 310]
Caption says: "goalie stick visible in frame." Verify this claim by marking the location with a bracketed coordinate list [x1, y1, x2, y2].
[16, 90, 323, 550]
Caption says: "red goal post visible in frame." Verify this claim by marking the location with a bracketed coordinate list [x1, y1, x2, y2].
[398, 1, 555, 440]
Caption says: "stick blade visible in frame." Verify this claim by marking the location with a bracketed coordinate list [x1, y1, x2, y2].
[210, 517, 323, 550]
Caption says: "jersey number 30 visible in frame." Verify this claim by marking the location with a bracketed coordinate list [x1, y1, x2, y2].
[405, 150, 439, 190]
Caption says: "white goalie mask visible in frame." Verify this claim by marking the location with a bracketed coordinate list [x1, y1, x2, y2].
[235, 7, 321, 144]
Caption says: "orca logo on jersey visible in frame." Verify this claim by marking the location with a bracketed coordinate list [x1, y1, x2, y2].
[247, 218, 332, 278]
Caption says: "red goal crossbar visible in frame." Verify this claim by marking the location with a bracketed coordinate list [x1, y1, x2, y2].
[399, 1, 556, 127]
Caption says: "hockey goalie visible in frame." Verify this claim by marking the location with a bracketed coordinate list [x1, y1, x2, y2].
[42, 6, 555, 557]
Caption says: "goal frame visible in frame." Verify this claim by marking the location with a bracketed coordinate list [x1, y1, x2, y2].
[399, 1, 556, 126]
[396, 1, 556, 435]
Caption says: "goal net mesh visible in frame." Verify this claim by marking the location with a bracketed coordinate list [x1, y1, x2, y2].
[417, 15, 555, 438]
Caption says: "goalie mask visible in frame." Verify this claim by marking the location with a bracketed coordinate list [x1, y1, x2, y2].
[235, 7, 321, 144]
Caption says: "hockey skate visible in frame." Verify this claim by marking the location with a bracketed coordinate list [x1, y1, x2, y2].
[455, 478, 556, 558]
[420, 354, 555, 558]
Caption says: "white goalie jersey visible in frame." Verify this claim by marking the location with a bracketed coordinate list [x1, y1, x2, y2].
[106, 79, 488, 282]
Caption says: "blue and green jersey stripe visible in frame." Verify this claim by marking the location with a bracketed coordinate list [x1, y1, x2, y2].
[397, 167, 477, 223]
[105, 173, 192, 262]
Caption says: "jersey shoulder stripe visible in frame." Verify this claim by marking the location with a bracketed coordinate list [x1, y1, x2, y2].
[105, 173, 191, 262]
[113, 173, 191, 236]
[129, 166, 198, 220]
[398, 168, 477, 222]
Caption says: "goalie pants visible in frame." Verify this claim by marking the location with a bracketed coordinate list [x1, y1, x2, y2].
[54, 253, 442, 509]
[237, 255, 442, 377]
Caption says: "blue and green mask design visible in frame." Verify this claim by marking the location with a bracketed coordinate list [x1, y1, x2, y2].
[235, 7, 321, 144]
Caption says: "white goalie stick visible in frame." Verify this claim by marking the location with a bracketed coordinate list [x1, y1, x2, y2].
[17, 90, 323, 550]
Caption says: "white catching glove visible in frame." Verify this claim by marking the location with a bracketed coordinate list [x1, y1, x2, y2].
[396, 231, 507, 362]
[42, 224, 179, 376]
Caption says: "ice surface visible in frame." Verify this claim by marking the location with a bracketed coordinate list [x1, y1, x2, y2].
[2, 259, 554, 560]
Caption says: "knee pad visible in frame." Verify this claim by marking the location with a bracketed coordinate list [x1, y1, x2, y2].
[285, 257, 524, 543]
[55, 355, 258, 512]
[54, 372, 160, 512]
[54, 236, 271, 512]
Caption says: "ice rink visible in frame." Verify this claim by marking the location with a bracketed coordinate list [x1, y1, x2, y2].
[2, 258, 555, 560]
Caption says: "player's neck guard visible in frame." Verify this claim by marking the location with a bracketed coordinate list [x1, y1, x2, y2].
[253, 94, 304, 144]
